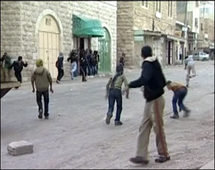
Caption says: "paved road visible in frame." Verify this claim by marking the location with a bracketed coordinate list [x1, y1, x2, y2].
[1, 61, 214, 169]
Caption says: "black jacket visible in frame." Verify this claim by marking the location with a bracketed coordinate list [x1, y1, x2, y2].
[11, 60, 27, 72]
[129, 57, 166, 102]
[56, 57, 64, 69]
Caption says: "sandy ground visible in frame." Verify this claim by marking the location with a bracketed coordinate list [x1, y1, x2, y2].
[1, 60, 214, 169]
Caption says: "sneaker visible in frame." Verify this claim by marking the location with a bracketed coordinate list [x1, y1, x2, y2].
[155, 155, 170, 163]
[105, 114, 112, 125]
[115, 121, 123, 126]
[183, 110, 191, 117]
[38, 109, 43, 119]
[170, 114, 179, 119]
[45, 116, 49, 119]
[56, 80, 60, 84]
[129, 156, 149, 164]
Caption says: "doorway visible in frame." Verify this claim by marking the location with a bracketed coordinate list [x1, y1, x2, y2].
[98, 28, 111, 73]
[38, 15, 60, 78]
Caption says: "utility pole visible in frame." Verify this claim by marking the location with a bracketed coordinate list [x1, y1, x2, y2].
[183, 1, 188, 63]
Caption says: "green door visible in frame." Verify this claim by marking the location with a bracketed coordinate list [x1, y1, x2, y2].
[98, 28, 111, 73]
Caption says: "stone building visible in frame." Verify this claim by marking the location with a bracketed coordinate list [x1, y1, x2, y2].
[198, 1, 214, 50]
[1, 1, 117, 81]
[117, 1, 177, 67]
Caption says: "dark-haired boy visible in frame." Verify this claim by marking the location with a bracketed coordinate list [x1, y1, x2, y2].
[166, 80, 191, 119]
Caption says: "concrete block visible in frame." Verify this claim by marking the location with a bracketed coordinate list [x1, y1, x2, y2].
[7, 140, 33, 156]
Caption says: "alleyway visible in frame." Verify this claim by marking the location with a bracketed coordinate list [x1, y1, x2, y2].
[1, 61, 214, 169]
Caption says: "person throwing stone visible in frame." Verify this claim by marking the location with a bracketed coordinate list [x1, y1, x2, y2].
[127, 45, 170, 164]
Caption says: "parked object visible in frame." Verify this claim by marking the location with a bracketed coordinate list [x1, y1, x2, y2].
[192, 52, 209, 61]
[7, 140, 33, 156]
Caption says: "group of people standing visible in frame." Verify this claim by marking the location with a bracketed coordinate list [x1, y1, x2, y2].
[55, 49, 100, 83]
[1, 46, 195, 165]
[105, 45, 193, 165]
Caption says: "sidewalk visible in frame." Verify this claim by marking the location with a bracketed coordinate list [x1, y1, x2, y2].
[200, 160, 214, 169]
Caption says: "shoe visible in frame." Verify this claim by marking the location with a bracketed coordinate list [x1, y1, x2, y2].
[155, 155, 170, 163]
[105, 114, 112, 125]
[186, 84, 189, 88]
[115, 121, 123, 126]
[129, 156, 149, 164]
[170, 114, 179, 119]
[183, 110, 191, 117]
[45, 116, 49, 119]
[56, 80, 60, 84]
[179, 107, 182, 112]
[38, 109, 43, 119]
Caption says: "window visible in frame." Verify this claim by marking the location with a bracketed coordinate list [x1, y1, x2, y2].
[142, 1, 148, 8]
[195, 18, 198, 27]
[45, 18, 51, 26]
[201, 23, 203, 31]
[196, 1, 199, 7]
[168, 1, 173, 17]
[155, 1, 161, 13]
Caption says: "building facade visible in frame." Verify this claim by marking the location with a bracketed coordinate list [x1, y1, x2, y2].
[117, 1, 177, 67]
[1, 1, 117, 81]
[198, 1, 214, 50]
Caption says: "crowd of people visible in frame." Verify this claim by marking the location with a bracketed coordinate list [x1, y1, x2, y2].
[55, 49, 100, 83]
[1, 46, 197, 165]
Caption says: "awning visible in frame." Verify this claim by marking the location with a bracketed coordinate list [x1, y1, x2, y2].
[166, 35, 185, 42]
[72, 15, 104, 37]
[134, 30, 161, 36]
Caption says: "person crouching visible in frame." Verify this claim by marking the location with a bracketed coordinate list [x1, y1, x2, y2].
[166, 80, 191, 119]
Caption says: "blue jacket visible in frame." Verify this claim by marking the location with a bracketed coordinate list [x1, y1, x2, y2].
[129, 56, 166, 102]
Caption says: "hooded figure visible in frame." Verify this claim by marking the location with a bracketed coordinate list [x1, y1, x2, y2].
[31, 59, 53, 119]
[56, 52, 64, 83]
[128, 45, 170, 164]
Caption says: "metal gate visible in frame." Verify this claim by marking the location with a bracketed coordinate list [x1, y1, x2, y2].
[98, 28, 111, 73]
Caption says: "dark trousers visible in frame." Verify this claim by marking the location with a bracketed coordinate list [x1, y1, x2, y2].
[15, 71, 22, 83]
[172, 87, 189, 114]
[92, 66, 97, 76]
[36, 90, 49, 116]
[87, 65, 92, 76]
[80, 66, 87, 81]
[57, 68, 64, 81]
[107, 88, 122, 121]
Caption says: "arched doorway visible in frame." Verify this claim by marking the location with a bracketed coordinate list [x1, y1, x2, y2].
[98, 28, 111, 73]
[38, 15, 60, 78]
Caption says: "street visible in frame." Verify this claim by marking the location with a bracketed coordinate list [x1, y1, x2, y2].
[1, 61, 214, 169]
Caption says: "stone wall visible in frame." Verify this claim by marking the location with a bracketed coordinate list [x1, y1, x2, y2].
[117, 1, 134, 67]
[133, 1, 176, 37]
[1, 1, 117, 81]
[117, 1, 177, 67]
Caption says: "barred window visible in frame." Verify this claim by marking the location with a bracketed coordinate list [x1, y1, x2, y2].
[155, 1, 161, 12]
[142, 1, 148, 8]
[168, 1, 173, 17]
